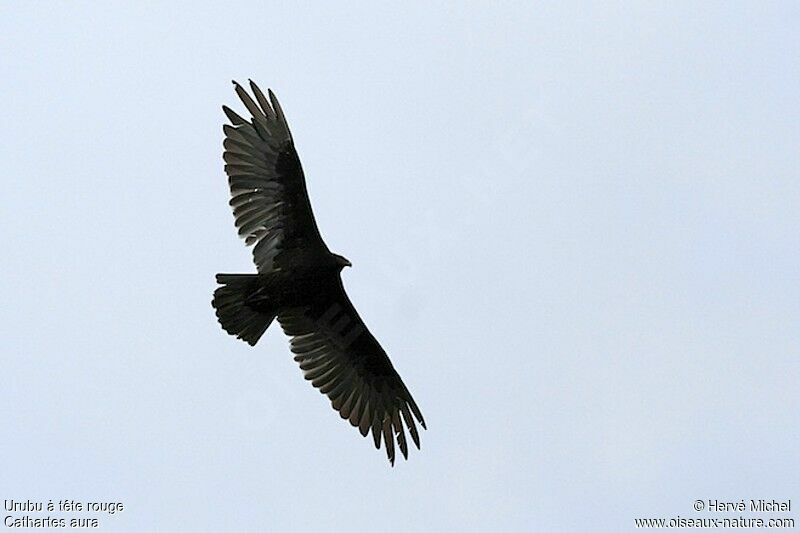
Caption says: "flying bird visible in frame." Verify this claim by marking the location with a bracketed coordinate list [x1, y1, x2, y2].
[212, 80, 425, 465]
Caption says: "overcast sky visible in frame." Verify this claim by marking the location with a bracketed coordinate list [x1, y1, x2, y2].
[2, 2, 798, 531]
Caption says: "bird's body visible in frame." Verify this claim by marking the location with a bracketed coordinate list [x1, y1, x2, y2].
[212, 80, 425, 465]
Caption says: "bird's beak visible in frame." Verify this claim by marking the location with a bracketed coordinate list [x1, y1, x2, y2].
[344, 259, 352, 267]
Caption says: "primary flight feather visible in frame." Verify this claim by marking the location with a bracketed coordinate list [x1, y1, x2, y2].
[212, 80, 426, 465]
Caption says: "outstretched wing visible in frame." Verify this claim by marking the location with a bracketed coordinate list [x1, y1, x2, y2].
[277, 279, 426, 465]
[222, 80, 328, 272]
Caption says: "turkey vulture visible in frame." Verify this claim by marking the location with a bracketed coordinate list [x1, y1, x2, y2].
[212, 80, 425, 465]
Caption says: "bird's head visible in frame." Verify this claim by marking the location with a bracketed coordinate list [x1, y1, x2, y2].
[333, 253, 352, 270]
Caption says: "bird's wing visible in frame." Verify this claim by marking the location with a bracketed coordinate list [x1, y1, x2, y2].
[277, 279, 426, 465]
[222, 80, 328, 272]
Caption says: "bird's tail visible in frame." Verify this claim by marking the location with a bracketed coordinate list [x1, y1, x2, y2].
[212, 274, 276, 346]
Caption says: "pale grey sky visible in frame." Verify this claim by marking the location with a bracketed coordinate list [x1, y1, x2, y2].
[1, 2, 798, 531]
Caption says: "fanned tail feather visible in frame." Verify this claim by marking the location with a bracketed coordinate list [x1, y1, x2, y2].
[212, 274, 275, 346]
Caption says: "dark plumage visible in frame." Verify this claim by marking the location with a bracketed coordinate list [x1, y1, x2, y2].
[212, 80, 425, 465]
